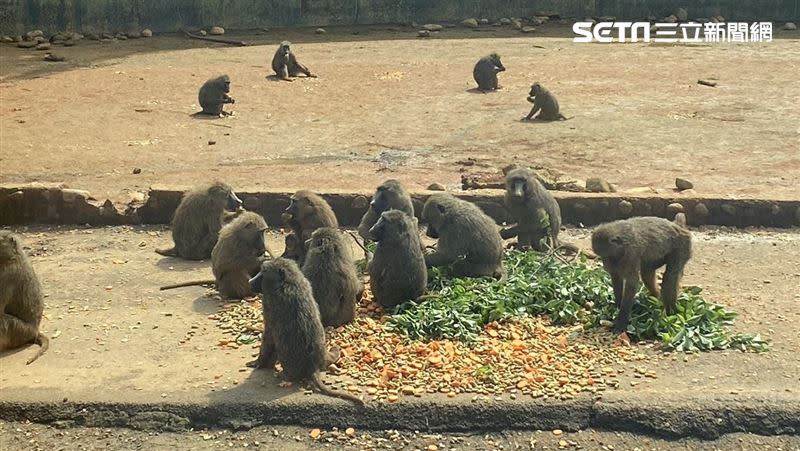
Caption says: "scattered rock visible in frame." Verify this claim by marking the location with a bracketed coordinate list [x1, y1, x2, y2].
[0, 35, 13, 43]
[417, 30, 431, 38]
[693, 203, 709, 217]
[199, 30, 208, 36]
[63, 39, 76, 47]
[499, 18, 511, 25]
[100, 32, 113, 39]
[315, 28, 326, 34]
[784, 22, 797, 31]
[17, 41, 37, 48]
[34, 42, 51, 50]
[461, 18, 479, 28]
[427, 183, 446, 191]
[141, 29, 153, 37]
[721, 203, 736, 215]
[697, 79, 717, 87]
[43, 53, 65, 62]
[674, 8, 688, 22]
[132, 168, 142, 174]
[127, 30, 142, 39]
[675, 178, 693, 190]
[208, 140, 216, 146]
[115, 33, 128, 40]
[521, 26, 536, 33]
[663, 14, 678, 23]
[511, 20, 523, 30]
[26, 30, 44, 40]
[209, 26, 225, 35]
[618, 200, 633, 215]
[666, 203, 685, 215]
[422, 24, 443, 31]
[479, 18, 489, 25]
[586, 177, 613, 193]
[61, 189, 91, 203]
[50, 32, 67, 43]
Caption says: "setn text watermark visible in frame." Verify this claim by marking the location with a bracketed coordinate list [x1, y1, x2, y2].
[573, 21, 773, 43]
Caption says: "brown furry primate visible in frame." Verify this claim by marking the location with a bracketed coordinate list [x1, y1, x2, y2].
[271, 41, 316, 80]
[281, 190, 338, 264]
[357, 179, 415, 242]
[302, 228, 361, 327]
[368, 210, 427, 309]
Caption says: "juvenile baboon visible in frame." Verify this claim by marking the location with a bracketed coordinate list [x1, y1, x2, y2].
[156, 182, 243, 260]
[198, 75, 235, 116]
[280, 232, 302, 261]
[422, 194, 503, 278]
[357, 180, 415, 242]
[0, 232, 49, 364]
[369, 210, 427, 309]
[249, 258, 364, 405]
[591, 216, 692, 332]
[281, 190, 338, 264]
[271, 41, 316, 81]
[302, 228, 361, 327]
[501, 167, 567, 252]
[522, 82, 567, 121]
[473, 53, 506, 92]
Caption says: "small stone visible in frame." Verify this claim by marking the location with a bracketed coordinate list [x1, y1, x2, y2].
[26, 30, 44, 39]
[17, 41, 37, 48]
[663, 14, 678, 23]
[784, 22, 797, 31]
[345, 427, 355, 437]
[427, 183, 445, 191]
[417, 30, 431, 38]
[43, 53, 65, 62]
[499, 18, 511, 25]
[666, 203, 684, 215]
[479, 19, 489, 25]
[716, 16, 725, 22]
[132, 168, 142, 174]
[141, 29, 153, 37]
[427, 445, 438, 451]
[618, 200, 633, 215]
[552, 429, 563, 436]
[35, 42, 51, 50]
[511, 20, 523, 30]
[209, 26, 225, 35]
[315, 28, 326, 34]
[721, 203, 736, 215]
[422, 24, 443, 31]
[461, 18, 479, 28]
[208, 140, 216, 145]
[127, 30, 142, 39]
[675, 178, 693, 190]
[0, 35, 13, 43]
[586, 177, 613, 193]
[694, 202, 709, 217]
[115, 33, 128, 40]
[199, 30, 208, 36]
[674, 8, 688, 22]
[62, 39, 76, 47]
[521, 26, 536, 33]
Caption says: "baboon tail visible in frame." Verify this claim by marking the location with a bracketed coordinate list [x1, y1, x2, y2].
[310, 373, 365, 406]
[160, 279, 216, 291]
[555, 240, 597, 259]
[26, 333, 49, 365]
[674, 212, 687, 228]
[155, 246, 177, 257]
[558, 114, 573, 121]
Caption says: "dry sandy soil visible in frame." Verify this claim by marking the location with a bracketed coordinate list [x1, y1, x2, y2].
[1, 25, 799, 202]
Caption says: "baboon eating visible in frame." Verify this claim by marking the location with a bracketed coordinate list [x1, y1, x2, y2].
[591, 215, 692, 332]
[160, 212, 269, 299]
[473, 53, 505, 92]
[271, 41, 316, 81]
[422, 194, 504, 278]
[302, 228, 361, 327]
[522, 82, 567, 121]
[281, 190, 338, 264]
[369, 210, 427, 309]
[0, 231, 49, 364]
[249, 258, 364, 405]
[156, 182, 243, 260]
[357, 179, 415, 242]
[198, 75, 235, 116]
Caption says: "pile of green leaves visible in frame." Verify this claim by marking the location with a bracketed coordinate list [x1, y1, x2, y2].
[386, 250, 768, 352]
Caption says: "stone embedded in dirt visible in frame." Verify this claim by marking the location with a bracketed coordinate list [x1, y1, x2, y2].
[675, 178, 693, 190]
[663, 15, 678, 23]
[132, 168, 142, 174]
[17, 40, 37, 48]
[43, 53, 65, 62]
[784, 22, 797, 31]
[34, 42, 51, 50]
[585, 177, 613, 193]
[511, 20, 523, 30]
[209, 26, 225, 35]
[667, 203, 685, 215]
[618, 200, 633, 215]
[499, 18, 511, 25]
[674, 8, 688, 22]
[461, 18, 479, 28]
[427, 183, 446, 191]
[61, 189, 91, 203]
[141, 29, 153, 37]
[315, 28, 326, 34]
[693, 202, 709, 217]
[417, 30, 431, 38]
[208, 140, 216, 145]
[198, 30, 208, 36]
[521, 26, 536, 33]
[422, 24, 443, 32]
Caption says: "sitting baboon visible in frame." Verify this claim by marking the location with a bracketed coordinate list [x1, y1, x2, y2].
[198, 75, 235, 116]
[160, 212, 269, 299]
[501, 167, 564, 251]
[281, 190, 338, 264]
[422, 194, 503, 278]
[271, 41, 316, 81]
[302, 228, 361, 327]
[156, 182, 243, 260]
[473, 53, 505, 92]
[0, 231, 49, 364]
[591, 215, 692, 332]
[522, 82, 567, 121]
[369, 210, 427, 309]
[280, 233, 302, 261]
[357, 179, 415, 242]
[249, 258, 364, 405]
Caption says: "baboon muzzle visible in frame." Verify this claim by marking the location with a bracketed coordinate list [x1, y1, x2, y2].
[511, 180, 526, 198]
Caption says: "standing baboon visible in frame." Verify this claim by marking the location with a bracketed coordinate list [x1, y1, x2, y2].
[0, 231, 49, 364]
[473, 53, 505, 92]
[156, 182, 243, 260]
[271, 41, 316, 81]
[591, 216, 692, 332]
[501, 167, 563, 251]
[522, 82, 567, 121]
[369, 210, 427, 309]
[422, 194, 504, 278]
[302, 228, 361, 327]
[357, 180, 415, 242]
[281, 190, 338, 264]
[198, 75, 235, 116]
[249, 258, 364, 405]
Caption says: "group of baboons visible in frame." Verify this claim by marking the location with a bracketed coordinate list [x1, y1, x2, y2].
[197, 42, 567, 121]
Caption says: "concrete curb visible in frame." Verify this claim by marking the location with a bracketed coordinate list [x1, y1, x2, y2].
[1, 393, 798, 438]
[2, 184, 799, 228]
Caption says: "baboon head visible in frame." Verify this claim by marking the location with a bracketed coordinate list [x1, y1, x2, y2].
[530, 82, 544, 97]
[370, 210, 415, 243]
[422, 194, 452, 239]
[215, 75, 231, 93]
[208, 182, 242, 211]
[249, 257, 298, 294]
[591, 228, 625, 259]
[280, 41, 291, 56]
[306, 227, 343, 255]
[284, 190, 318, 222]
[505, 168, 535, 202]
[238, 213, 268, 256]
[490, 53, 505, 72]
[371, 179, 403, 214]
[0, 231, 21, 261]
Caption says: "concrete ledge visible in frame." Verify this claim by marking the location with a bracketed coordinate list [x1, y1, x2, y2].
[2, 184, 799, 228]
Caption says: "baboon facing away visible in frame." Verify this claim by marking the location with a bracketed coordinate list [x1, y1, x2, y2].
[0, 231, 49, 364]
[198, 75, 235, 116]
[473, 53, 506, 92]
[422, 194, 504, 278]
[501, 167, 562, 251]
[249, 258, 364, 405]
[522, 82, 567, 121]
[591, 215, 692, 332]
[156, 182, 243, 261]
[281, 190, 338, 264]
[302, 228, 361, 327]
[271, 41, 316, 81]
[357, 179, 415, 242]
[369, 210, 427, 309]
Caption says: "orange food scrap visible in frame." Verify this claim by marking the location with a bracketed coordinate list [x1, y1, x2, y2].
[309, 428, 321, 440]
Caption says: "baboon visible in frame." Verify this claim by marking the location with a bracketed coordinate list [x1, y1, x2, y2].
[369, 210, 427, 309]
[156, 182, 243, 260]
[271, 41, 316, 81]
[249, 258, 364, 405]
[473, 53, 505, 92]
[281, 190, 338, 264]
[280, 232, 302, 261]
[198, 75, 235, 116]
[422, 194, 504, 278]
[522, 82, 567, 121]
[501, 167, 565, 251]
[302, 228, 361, 327]
[357, 179, 415, 242]
[591, 215, 692, 332]
[0, 232, 49, 364]
[160, 212, 269, 298]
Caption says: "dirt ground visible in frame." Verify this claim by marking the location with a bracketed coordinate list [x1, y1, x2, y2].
[1, 25, 799, 202]
[2, 421, 799, 451]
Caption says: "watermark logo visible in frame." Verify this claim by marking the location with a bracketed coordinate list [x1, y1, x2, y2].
[573, 21, 773, 43]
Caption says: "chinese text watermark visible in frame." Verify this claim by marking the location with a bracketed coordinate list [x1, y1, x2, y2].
[573, 21, 773, 43]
